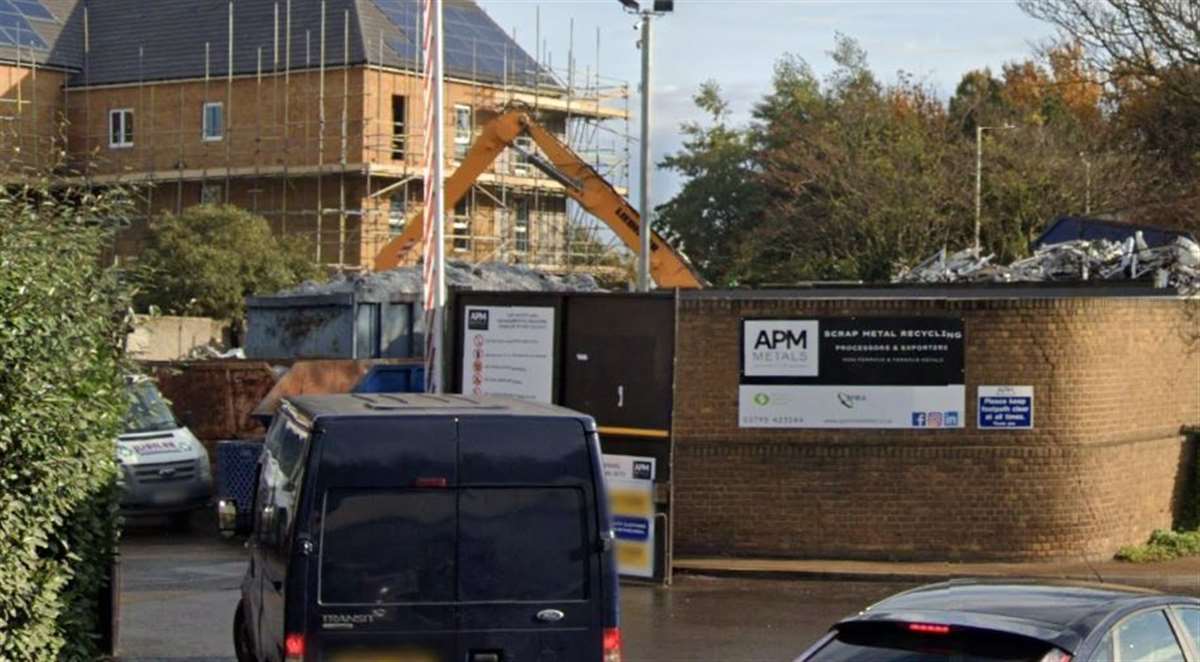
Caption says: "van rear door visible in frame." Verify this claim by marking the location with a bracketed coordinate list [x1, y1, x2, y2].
[308, 417, 459, 662]
[456, 417, 606, 662]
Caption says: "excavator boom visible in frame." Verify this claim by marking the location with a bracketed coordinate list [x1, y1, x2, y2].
[372, 110, 705, 289]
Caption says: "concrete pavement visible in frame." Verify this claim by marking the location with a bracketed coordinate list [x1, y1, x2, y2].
[674, 555, 1200, 595]
[116, 516, 1200, 661]
[115, 520, 909, 662]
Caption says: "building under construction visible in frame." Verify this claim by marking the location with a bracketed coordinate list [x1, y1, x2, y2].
[0, 0, 633, 273]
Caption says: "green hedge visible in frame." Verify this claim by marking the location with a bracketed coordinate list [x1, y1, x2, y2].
[0, 185, 132, 659]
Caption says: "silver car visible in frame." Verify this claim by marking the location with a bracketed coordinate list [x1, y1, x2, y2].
[118, 379, 213, 527]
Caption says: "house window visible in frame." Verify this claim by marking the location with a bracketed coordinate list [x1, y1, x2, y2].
[454, 104, 472, 160]
[109, 109, 133, 148]
[452, 197, 471, 253]
[514, 198, 529, 253]
[388, 196, 407, 237]
[512, 136, 533, 175]
[391, 95, 407, 160]
[203, 102, 224, 141]
[200, 183, 223, 205]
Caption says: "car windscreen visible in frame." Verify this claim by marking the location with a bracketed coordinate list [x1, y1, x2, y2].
[318, 486, 588, 605]
[805, 624, 1059, 661]
[123, 381, 179, 434]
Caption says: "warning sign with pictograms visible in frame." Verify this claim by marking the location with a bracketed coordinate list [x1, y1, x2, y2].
[460, 306, 555, 403]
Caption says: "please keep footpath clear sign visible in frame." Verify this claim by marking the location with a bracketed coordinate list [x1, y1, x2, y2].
[978, 386, 1033, 429]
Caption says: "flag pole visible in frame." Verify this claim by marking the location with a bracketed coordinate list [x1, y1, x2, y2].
[422, 0, 446, 393]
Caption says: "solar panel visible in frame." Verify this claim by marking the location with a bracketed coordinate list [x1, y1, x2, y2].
[11, 0, 52, 21]
[0, 0, 54, 50]
[372, 0, 556, 88]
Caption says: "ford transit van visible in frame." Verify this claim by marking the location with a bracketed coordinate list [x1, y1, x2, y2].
[224, 393, 622, 662]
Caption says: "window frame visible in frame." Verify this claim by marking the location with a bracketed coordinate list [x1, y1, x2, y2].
[512, 135, 533, 175]
[452, 195, 471, 253]
[202, 101, 225, 142]
[513, 198, 530, 253]
[388, 195, 408, 237]
[391, 95, 407, 160]
[108, 108, 134, 148]
[453, 104, 472, 160]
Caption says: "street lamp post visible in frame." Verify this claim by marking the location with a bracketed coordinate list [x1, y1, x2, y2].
[1081, 153, 1092, 215]
[974, 123, 1014, 255]
[620, 0, 673, 291]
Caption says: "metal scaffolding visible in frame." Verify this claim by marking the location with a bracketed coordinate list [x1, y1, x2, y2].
[0, 2, 633, 276]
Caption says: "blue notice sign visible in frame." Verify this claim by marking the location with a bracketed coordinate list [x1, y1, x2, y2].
[978, 386, 1034, 429]
[613, 515, 651, 542]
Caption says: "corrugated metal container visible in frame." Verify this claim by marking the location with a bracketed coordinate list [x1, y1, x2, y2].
[244, 292, 418, 360]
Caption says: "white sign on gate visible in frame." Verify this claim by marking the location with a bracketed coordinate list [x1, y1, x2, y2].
[461, 306, 555, 403]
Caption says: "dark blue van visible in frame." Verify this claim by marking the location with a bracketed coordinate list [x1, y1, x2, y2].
[222, 393, 622, 662]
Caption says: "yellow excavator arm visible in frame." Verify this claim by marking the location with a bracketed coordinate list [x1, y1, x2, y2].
[372, 110, 705, 289]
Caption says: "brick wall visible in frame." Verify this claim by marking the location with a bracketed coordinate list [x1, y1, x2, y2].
[0, 65, 67, 172]
[672, 294, 1200, 561]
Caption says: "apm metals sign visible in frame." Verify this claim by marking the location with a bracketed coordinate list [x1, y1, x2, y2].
[739, 317, 965, 429]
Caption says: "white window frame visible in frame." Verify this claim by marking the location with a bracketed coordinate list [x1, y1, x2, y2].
[388, 196, 407, 237]
[453, 104, 472, 160]
[202, 102, 225, 142]
[452, 196, 471, 252]
[513, 198, 529, 253]
[512, 136, 533, 175]
[109, 108, 133, 148]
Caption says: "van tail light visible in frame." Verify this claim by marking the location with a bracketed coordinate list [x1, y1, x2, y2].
[284, 633, 305, 661]
[603, 627, 622, 662]
[907, 623, 951, 635]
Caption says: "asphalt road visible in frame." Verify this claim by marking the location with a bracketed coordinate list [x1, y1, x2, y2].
[116, 519, 911, 662]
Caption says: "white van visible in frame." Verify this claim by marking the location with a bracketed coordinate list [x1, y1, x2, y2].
[118, 378, 213, 527]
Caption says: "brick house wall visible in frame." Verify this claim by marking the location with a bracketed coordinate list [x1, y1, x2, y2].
[0, 64, 67, 171]
[672, 293, 1200, 562]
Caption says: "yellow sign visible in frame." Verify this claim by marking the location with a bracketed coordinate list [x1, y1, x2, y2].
[603, 454, 657, 579]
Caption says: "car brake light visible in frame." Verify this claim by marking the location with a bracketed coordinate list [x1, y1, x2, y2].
[284, 633, 305, 661]
[907, 623, 951, 635]
[414, 477, 448, 488]
[603, 627, 622, 662]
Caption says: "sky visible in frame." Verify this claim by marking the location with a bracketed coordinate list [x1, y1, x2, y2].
[475, 0, 1058, 208]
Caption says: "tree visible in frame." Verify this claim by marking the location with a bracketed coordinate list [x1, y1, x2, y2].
[1019, 1, 1200, 230]
[655, 81, 765, 286]
[656, 34, 1181, 284]
[1019, 1, 1200, 105]
[133, 204, 322, 320]
[948, 68, 1007, 133]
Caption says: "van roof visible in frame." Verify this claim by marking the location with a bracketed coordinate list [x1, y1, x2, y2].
[286, 393, 595, 425]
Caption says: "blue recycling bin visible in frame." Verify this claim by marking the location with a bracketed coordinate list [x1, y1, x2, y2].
[216, 440, 262, 528]
[352, 365, 426, 394]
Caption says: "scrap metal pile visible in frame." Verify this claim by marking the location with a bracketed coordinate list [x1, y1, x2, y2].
[277, 260, 604, 299]
[894, 232, 1200, 294]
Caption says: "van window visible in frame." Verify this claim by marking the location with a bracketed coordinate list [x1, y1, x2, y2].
[459, 487, 587, 602]
[320, 489, 455, 605]
[258, 415, 310, 551]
